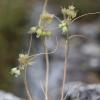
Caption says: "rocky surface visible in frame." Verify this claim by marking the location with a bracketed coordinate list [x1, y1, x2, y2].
[0, 90, 23, 100]
[64, 82, 100, 100]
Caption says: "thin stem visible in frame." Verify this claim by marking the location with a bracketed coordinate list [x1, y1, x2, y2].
[68, 34, 89, 40]
[23, 66, 32, 100]
[60, 15, 70, 95]
[28, 34, 32, 55]
[44, 37, 49, 100]
[71, 12, 100, 23]
[54, 15, 62, 22]
[61, 32, 89, 100]
[29, 36, 58, 59]
[40, 82, 47, 98]
[43, 0, 48, 12]
[60, 40, 68, 100]
[38, 0, 48, 26]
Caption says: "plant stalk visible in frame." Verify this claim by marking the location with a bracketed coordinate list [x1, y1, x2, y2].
[44, 37, 49, 100]
[23, 66, 32, 100]
[61, 28, 69, 100]
[61, 40, 68, 100]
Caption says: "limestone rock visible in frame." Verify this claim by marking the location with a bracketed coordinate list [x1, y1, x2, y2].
[64, 82, 100, 100]
[0, 90, 23, 100]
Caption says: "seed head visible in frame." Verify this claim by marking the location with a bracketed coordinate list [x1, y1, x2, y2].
[18, 54, 29, 65]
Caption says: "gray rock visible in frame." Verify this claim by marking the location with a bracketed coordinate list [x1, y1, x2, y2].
[64, 82, 100, 100]
[0, 90, 23, 100]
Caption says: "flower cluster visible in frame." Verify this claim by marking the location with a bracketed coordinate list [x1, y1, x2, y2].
[29, 11, 54, 37]
[11, 67, 20, 77]
[40, 11, 54, 24]
[11, 5, 77, 77]
[59, 20, 69, 33]
[18, 54, 29, 65]
[11, 54, 33, 77]
[30, 26, 52, 37]
[61, 5, 77, 19]
[59, 5, 77, 33]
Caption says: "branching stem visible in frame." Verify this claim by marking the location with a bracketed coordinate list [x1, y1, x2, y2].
[29, 36, 58, 59]
[71, 12, 100, 23]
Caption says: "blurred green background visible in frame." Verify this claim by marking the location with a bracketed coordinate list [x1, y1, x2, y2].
[0, 0, 100, 97]
[0, 0, 27, 91]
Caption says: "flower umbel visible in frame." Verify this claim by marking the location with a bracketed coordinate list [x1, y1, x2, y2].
[40, 11, 54, 24]
[66, 5, 77, 19]
[11, 53, 34, 77]
[59, 5, 77, 33]
[61, 5, 77, 19]
[36, 27, 52, 37]
[59, 20, 69, 33]
[29, 26, 52, 37]
[18, 54, 29, 65]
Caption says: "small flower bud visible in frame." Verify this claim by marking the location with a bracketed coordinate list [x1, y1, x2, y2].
[30, 26, 37, 33]
[61, 7, 67, 15]
[36, 28, 43, 36]
[68, 5, 75, 10]
[62, 26, 68, 33]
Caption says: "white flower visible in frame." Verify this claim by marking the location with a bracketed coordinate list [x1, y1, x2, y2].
[61, 5, 77, 19]
[41, 11, 54, 23]
[11, 68, 20, 77]
[59, 20, 69, 33]
[30, 26, 37, 33]
[66, 5, 77, 18]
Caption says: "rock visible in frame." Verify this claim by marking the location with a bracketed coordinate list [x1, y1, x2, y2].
[64, 82, 100, 100]
[0, 90, 23, 100]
